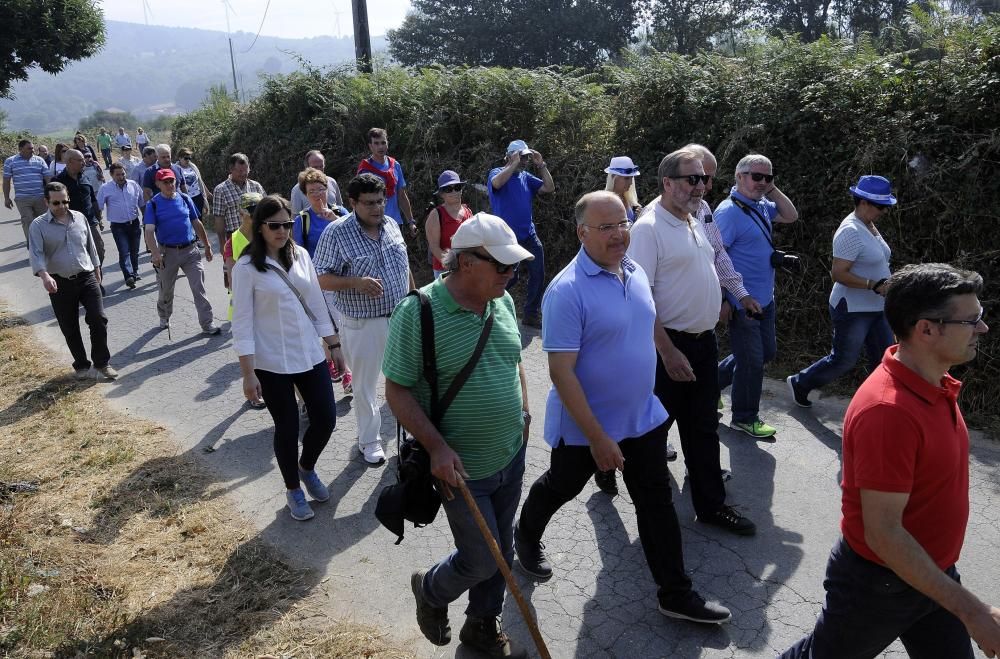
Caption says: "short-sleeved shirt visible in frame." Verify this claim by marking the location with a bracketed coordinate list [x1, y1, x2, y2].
[3, 154, 49, 198]
[487, 169, 543, 240]
[144, 193, 200, 246]
[178, 164, 202, 197]
[114, 133, 131, 147]
[382, 279, 524, 480]
[97, 133, 113, 150]
[358, 158, 407, 223]
[312, 213, 410, 318]
[714, 188, 780, 306]
[840, 346, 969, 570]
[213, 177, 266, 233]
[829, 212, 892, 313]
[542, 248, 667, 446]
[142, 163, 185, 195]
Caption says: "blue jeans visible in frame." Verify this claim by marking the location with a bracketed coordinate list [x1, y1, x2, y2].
[504, 233, 545, 316]
[779, 538, 973, 659]
[422, 444, 526, 618]
[794, 298, 893, 394]
[718, 300, 777, 423]
[110, 219, 141, 279]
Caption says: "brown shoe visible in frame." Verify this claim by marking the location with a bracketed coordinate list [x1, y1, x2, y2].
[411, 569, 451, 645]
[458, 616, 526, 658]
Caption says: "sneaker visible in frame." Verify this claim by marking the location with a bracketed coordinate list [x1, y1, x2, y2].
[285, 488, 314, 521]
[720, 468, 733, 482]
[360, 442, 386, 466]
[159, 318, 170, 330]
[730, 418, 777, 439]
[202, 324, 222, 336]
[74, 367, 93, 380]
[658, 590, 732, 624]
[718, 396, 724, 410]
[327, 359, 343, 383]
[786, 375, 812, 408]
[513, 523, 552, 580]
[459, 616, 526, 658]
[134, 273, 142, 281]
[521, 313, 542, 329]
[666, 442, 678, 462]
[96, 365, 119, 380]
[411, 569, 451, 646]
[594, 469, 618, 496]
[125, 276, 136, 289]
[298, 467, 330, 502]
[342, 371, 353, 395]
[698, 504, 756, 536]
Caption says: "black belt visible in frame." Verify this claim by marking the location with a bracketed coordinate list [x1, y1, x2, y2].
[53, 270, 94, 281]
[665, 327, 714, 340]
[161, 240, 196, 249]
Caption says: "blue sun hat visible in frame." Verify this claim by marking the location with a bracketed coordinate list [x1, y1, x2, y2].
[850, 175, 897, 205]
[604, 156, 640, 177]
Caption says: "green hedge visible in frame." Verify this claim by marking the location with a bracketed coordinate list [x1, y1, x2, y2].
[172, 23, 1000, 428]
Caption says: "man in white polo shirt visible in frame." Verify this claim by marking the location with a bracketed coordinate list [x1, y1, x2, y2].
[627, 148, 756, 537]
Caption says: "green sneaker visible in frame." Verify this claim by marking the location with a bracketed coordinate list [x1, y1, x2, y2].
[731, 418, 777, 438]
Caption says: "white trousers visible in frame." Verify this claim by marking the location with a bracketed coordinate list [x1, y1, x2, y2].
[339, 314, 389, 449]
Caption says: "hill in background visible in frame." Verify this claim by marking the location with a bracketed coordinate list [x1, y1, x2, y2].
[1, 20, 386, 134]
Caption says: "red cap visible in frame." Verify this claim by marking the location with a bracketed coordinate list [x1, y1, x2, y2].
[155, 168, 176, 182]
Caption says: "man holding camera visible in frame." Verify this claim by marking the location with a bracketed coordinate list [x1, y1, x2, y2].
[714, 154, 798, 439]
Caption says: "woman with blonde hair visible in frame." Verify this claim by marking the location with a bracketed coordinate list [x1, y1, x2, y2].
[604, 156, 643, 222]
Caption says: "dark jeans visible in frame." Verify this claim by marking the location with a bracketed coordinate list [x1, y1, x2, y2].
[504, 233, 545, 316]
[110, 220, 141, 279]
[255, 361, 336, 490]
[780, 538, 973, 659]
[718, 300, 777, 423]
[655, 329, 726, 518]
[191, 193, 205, 216]
[423, 444, 526, 618]
[100, 147, 112, 168]
[50, 271, 109, 371]
[518, 424, 692, 603]
[794, 298, 894, 394]
[88, 221, 105, 267]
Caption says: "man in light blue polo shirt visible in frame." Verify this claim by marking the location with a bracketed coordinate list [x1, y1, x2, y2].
[514, 191, 731, 625]
[714, 153, 799, 439]
[4, 139, 51, 244]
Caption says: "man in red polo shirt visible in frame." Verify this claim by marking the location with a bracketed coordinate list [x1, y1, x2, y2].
[781, 263, 999, 659]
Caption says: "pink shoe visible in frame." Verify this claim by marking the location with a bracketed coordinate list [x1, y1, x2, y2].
[327, 359, 343, 383]
[342, 370, 353, 395]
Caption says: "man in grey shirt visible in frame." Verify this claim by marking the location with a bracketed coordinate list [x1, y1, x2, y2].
[28, 182, 117, 380]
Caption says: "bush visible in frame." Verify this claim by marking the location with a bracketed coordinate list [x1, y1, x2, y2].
[172, 19, 1000, 428]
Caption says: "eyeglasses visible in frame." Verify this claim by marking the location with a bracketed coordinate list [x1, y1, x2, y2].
[669, 174, 711, 186]
[356, 198, 386, 208]
[924, 310, 985, 327]
[265, 221, 295, 231]
[306, 187, 328, 196]
[743, 172, 775, 183]
[440, 184, 465, 194]
[48, 200, 69, 206]
[470, 251, 518, 274]
[583, 220, 631, 234]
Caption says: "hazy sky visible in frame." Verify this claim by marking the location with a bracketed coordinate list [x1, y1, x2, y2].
[98, 0, 412, 39]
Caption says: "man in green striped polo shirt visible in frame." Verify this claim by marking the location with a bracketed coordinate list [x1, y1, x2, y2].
[384, 213, 533, 657]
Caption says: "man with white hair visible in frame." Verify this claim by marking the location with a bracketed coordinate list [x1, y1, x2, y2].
[384, 212, 533, 656]
[141, 144, 187, 203]
[714, 154, 798, 439]
[290, 149, 343, 215]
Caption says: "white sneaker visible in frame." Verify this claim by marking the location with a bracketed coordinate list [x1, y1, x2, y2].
[360, 442, 386, 465]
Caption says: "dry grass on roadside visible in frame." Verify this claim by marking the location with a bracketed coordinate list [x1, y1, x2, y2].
[0, 307, 413, 658]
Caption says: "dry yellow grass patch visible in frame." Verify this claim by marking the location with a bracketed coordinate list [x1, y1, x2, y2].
[0, 308, 413, 658]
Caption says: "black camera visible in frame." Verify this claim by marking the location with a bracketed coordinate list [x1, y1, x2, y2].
[770, 250, 801, 272]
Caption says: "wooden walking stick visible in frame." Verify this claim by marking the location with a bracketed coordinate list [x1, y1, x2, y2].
[441, 478, 552, 659]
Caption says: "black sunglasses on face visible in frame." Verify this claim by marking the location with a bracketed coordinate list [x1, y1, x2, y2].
[440, 184, 464, 193]
[745, 172, 775, 183]
[867, 200, 890, 211]
[49, 200, 69, 206]
[669, 174, 711, 186]
[265, 221, 294, 231]
[470, 251, 518, 274]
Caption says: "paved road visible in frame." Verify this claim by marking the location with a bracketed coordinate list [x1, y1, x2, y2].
[2, 203, 998, 659]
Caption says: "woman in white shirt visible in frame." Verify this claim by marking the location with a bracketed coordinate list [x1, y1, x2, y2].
[232, 195, 346, 521]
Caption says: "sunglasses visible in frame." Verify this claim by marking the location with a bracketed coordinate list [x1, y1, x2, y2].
[867, 200, 890, 211]
[470, 251, 518, 274]
[439, 184, 464, 194]
[265, 221, 295, 231]
[744, 172, 775, 183]
[669, 174, 711, 186]
[48, 200, 69, 206]
[611, 167, 639, 176]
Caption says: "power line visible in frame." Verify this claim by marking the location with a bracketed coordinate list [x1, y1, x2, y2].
[241, 0, 273, 53]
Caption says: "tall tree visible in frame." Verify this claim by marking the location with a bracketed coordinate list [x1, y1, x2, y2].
[761, 0, 835, 41]
[388, 0, 643, 68]
[0, 0, 105, 99]
[647, 0, 746, 53]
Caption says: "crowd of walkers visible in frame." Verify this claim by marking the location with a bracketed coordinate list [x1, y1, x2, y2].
[4, 127, 999, 658]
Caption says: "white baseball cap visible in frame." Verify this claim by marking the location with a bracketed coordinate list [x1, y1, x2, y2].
[451, 213, 534, 265]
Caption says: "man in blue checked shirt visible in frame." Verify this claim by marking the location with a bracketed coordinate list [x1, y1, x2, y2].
[4, 139, 51, 245]
[314, 173, 415, 465]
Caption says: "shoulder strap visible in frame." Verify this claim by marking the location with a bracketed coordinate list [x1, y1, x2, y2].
[299, 209, 310, 246]
[437, 311, 494, 424]
[729, 196, 774, 249]
[265, 262, 317, 322]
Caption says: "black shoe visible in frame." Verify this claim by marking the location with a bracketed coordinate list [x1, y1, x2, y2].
[658, 590, 732, 624]
[410, 569, 451, 645]
[666, 442, 678, 462]
[459, 616, 526, 658]
[521, 313, 542, 329]
[99, 284, 107, 296]
[594, 469, 618, 496]
[125, 276, 136, 289]
[698, 505, 756, 536]
[786, 375, 812, 408]
[513, 523, 552, 580]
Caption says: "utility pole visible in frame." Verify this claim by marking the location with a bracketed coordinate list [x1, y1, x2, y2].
[351, 0, 373, 74]
[223, 0, 239, 100]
